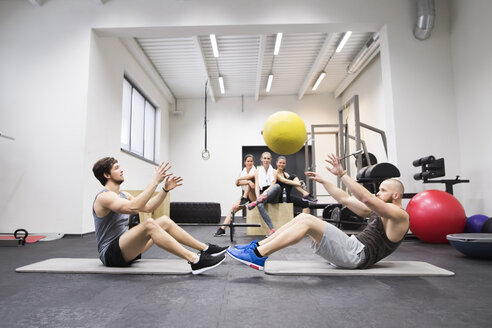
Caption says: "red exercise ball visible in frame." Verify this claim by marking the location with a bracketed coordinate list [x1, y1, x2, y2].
[407, 190, 466, 243]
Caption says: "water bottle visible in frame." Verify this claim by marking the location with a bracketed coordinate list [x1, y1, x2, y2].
[282, 188, 287, 203]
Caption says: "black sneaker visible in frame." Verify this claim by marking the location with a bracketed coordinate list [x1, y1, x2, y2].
[214, 228, 226, 237]
[238, 197, 250, 207]
[203, 243, 229, 256]
[190, 252, 225, 275]
[302, 193, 318, 204]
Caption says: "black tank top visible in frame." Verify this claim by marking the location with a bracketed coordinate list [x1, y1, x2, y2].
[356, 212, 405, 269]
[276, 172, 291, 191]
[276, 172, 296, 202]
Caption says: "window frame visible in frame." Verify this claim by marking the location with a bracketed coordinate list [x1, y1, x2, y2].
[120, 76, 158, 165]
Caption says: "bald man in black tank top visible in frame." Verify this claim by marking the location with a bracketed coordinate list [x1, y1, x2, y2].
[227, 154, 409, 271]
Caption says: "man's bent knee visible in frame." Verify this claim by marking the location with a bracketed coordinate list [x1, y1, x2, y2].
[293, 212, 311, 221]
[143, 218, 159, 232]
[296, 213, 322, 225]
[154, 216, 175, 229]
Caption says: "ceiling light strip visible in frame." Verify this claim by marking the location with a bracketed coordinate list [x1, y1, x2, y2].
[274, 33, 283, 55]
[297, 33, 335, 100]
[210, 34, 219, 57]
[266, 74, 273, 92]
[335, 31, 352, 53]
[312, 72, 326, 91]
[218, 76, 225, 94]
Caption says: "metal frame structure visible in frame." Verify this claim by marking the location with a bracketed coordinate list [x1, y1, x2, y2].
[306, 94, 389, 197]
[304, 124, 340, 194]
[338, 95, 388, 177]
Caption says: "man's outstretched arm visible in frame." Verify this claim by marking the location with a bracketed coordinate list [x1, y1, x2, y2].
[326, 154, 407, 222]
[98, 162, 171, 214]
[305, 171, 371, 218]
[139, 175, 183, 213]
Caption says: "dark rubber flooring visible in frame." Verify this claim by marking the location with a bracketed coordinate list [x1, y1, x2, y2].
[1, 221, 491, 328]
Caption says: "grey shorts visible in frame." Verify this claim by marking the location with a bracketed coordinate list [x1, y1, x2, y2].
[311, 222, 366, 269]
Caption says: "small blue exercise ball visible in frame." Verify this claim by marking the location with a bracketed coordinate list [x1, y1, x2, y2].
[464, 215, 489, 233]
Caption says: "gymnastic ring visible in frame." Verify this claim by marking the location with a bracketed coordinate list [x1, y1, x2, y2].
[202, 149, 210, 160]
[14, 229, 28, 245]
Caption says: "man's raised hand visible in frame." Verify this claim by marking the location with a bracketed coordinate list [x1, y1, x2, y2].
[164, 175, 183, 191]
[325, 154, 344, 177]
[305, 171, 324, 183]
[154, 161, 172, 183]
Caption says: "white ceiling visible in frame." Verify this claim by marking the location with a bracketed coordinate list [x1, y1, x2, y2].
[26, 1, 380, 102]
[134, 31, 378, 101]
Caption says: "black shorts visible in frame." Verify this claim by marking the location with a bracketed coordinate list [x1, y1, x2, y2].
[102, 236, 141, 267]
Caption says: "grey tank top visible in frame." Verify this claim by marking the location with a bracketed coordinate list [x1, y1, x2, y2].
[356, 211, 405, 269]
[93, 189, 129, 260]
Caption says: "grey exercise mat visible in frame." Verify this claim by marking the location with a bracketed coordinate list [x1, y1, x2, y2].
[16, 258, 191, 275]
[264, 260, 454, 276]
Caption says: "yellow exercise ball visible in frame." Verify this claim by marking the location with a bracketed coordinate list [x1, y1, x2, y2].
[262, 111, 307, 155]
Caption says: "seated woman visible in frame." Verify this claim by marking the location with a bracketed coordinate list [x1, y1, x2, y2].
[246, 152, 281, 237]
[275, 156, 317, 214]
[214, 154, 257, 237]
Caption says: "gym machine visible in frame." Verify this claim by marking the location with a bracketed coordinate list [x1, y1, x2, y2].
[305, 94, 388, 195]
[305, 94, 392, 229]
[412, 155, 469, 195]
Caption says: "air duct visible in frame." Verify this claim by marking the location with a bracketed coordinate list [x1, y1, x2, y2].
[347, 33, 380, 74]
[414, 0, 435, 40]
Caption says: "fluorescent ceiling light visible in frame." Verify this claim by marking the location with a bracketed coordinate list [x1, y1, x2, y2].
[210, 34, 219, 57]
[266, 74, 273, 92]
[336, 31, 352, 53]
[274, 33, 283, 55]
[312, 72, 326, 91]
[218, 76, 225, 94]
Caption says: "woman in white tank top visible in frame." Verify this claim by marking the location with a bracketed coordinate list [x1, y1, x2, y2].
[214, 154, 257, 236]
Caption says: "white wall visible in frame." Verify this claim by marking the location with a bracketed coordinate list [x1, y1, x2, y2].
[82, 33, 170, 232]
[169, 94, 340, 215]
[381, 0, 462, 200]
[450, 0, 492, 216]
[0, 1, 93, 233]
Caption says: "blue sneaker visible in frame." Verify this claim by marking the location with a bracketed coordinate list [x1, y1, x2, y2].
[234, 239, 258, 250]
[227, 247, 268, 271]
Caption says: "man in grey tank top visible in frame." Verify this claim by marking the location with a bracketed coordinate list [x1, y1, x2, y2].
[92, 157, 228, 275]
[228, 153, 409, 271]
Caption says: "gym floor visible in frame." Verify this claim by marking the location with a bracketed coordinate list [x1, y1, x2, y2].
[1, 221, 491, 328]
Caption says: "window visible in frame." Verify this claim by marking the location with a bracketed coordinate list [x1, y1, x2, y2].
[121, 77, 157, 163]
